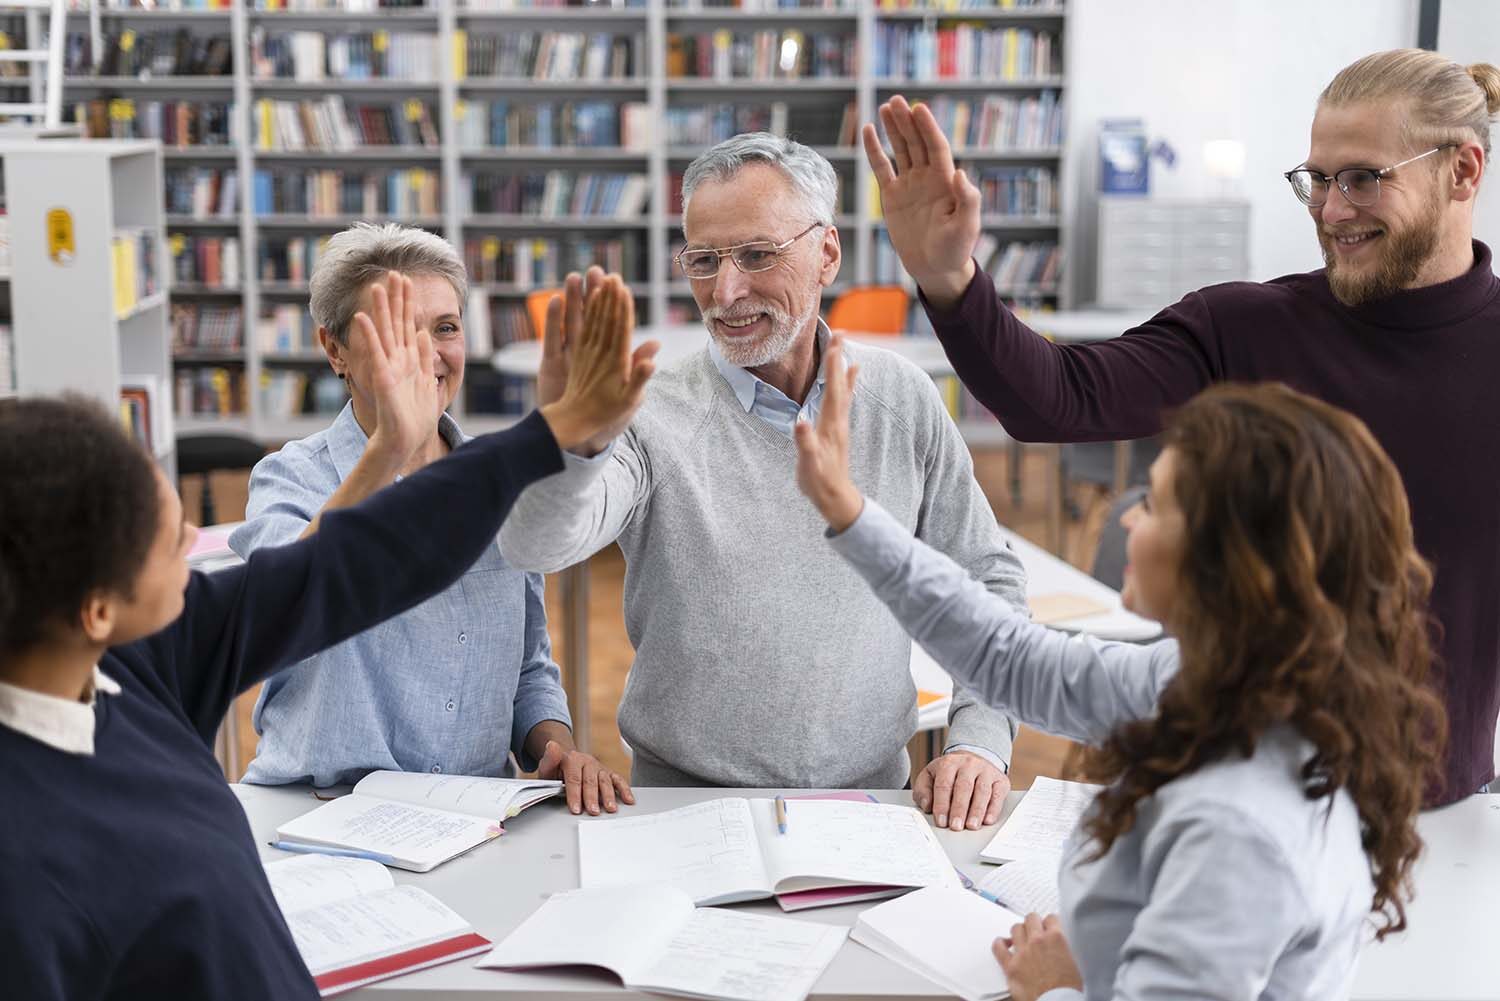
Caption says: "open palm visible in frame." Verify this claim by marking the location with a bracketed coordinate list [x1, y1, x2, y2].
[862, 96, 980, 302]
[349, 271, 436, 461]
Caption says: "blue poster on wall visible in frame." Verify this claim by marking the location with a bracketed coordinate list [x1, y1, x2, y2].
[1099, 119, 1149, 195]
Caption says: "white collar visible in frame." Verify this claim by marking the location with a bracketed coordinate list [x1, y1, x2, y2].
[707, 317, 833, 413]
[0, 667, 120, 755]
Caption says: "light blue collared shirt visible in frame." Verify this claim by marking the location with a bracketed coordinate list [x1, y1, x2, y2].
[229, 403, 571, 787]
[705, 317, 831, 436]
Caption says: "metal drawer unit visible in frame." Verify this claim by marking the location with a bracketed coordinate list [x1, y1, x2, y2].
[1097, 198, 1249, 309]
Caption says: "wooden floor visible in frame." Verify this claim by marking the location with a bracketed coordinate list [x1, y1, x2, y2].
[195, 444, 1115, 790]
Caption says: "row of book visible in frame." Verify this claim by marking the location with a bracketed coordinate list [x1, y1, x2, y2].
[874, 234, 1060, 293]
[250, 29, 438, 82]
[165, 167, 238, 218]
[462, 236, 640, 287]
[258, 304, 318, 353]
[462, 0, 643, 8]
[64, 30, 233, 78]
[113, 229, 163, 318]
[256, 0, 428, 8]
[663, 101, 849, 147]
[971, 165, 1057, 217]
[259, 236, 329, 283]
[455, 100, 651, 150]
[252, 168, 441, 218]
[874, 24, 1059, 81]
[172, 303, 245, 352]
[176, 367, 245, 417]
[666, 30, 857, 81]
[462, 172, 649, 218]
[455, 30, 643, 81]
[73, 99, 234, 147]
[69, 1, 231, 9]
[256, 97, 440, 151]
[171, 235, 242, 289]
[259, 370, 349, 421]
[884, 92, 1063, 151]
[119, 376, 166, 456]
[875, 0, 1062, 9]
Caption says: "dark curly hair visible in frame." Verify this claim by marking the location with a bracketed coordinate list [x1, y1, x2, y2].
[0, 396, 161, 657]
[1077, 383, 1445, 941]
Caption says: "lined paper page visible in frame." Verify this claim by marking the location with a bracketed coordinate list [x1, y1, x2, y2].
[976, 856, 1061, 916]
[577, 798, 771, 904]
[264, 855, 393, 915]
[756, 799, 959, 893]
[353, 771, 561, 821]
[639, 908, 848, 1001]
[980, 776, 1101, 863]
[284, 885, 472, 976]
[277, 794, 500, 872]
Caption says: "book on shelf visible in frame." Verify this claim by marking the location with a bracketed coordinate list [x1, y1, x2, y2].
[970, 165, 1057, 217]
[577, 796, 961, 906]
[260, 235, 330, 284]
[875, 23, 1059, 82]
[478, 884, 846, 1001]
[258, 303, 316, 353]
[455, 29, 643, 81]
[460, 0, 645, 8]
[173, 303, 245, 351]
[876, 0, 1062, 9]
[255, 0, 431, 9]
[663, 101, 793, 146]
[463, 171, 648, 218]
[454, 99, 652, 150]
[170, 235, 241, 289]
[66, 28, 234, 78]
[72, 99, 235, 147]
[275, 770, 564, 873]
[251, 28, 437, 82]
[881, 92, 1063, 152]
[263, 855, 489, 998]
[119, 374, 166, 456]
[175, 366, 245, 417]
[69, 1, 236, 13]
[255, 96, 440, 151]
[464, 234, 639, 287]
[260, 369, 348, 420]
[165, 166, 239, 218]
[252, 167, 441, 218]
[666, 29, 857, 81]
[112, 228, 161, 317]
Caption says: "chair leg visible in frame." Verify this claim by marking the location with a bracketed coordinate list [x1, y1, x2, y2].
[201, 474, 216, 527]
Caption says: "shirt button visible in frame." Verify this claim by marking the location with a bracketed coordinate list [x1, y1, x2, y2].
[431, 765, 442, 773]
[445, 700, 456, 712]
[458, 632, 468, 644]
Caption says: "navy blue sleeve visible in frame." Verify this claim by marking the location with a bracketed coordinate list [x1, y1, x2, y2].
[139, 410, 564, 743]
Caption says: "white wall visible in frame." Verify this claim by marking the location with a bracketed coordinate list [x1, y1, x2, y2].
[1437, 0, 1500, 250]
[1064, 0, 1420, 303]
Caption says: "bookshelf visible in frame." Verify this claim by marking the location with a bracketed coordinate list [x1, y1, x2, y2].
[0, 138, 176, 476]
[42, 0, 1067, 444]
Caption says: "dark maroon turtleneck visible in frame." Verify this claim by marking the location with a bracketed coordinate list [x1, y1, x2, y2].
[926, 241, 1500, 804]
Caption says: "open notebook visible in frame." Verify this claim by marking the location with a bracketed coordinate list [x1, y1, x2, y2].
[578, 797, 959, 906]
[851, 885, 1020, 1001]
[275, 771, 562, 872]
[479, 885, 846, 1001]
[264, 855, 489, 997]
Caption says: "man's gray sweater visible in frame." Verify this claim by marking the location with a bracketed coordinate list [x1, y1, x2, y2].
[499, 341, 1026, 787]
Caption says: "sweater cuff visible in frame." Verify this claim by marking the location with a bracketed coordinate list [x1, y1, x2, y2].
[1038, 989, 1085, 1001]
[943, 743, 1008, 773]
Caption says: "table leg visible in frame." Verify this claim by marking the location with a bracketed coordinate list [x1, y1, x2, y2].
[1046, 443, 1065, 555]
[1113, 439, 1132, 493]
[559, 561, 592, 754]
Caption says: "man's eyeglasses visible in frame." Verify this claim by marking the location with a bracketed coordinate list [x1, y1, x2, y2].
[1284, 143, 1458, 208]
[675, 221, 824, 280]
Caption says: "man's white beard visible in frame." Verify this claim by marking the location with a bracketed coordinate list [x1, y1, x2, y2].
[703, 297, 819, 368]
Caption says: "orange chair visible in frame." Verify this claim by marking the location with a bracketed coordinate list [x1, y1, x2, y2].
[524, 288, 562, 341]
[826, 285, 911, 336]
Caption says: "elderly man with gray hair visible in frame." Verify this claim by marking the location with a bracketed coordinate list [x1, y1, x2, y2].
[500, 134, 1027, 830]
[230, 223, 633, 817]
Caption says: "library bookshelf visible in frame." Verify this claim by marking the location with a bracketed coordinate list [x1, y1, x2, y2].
[14, 0, 1069, 444]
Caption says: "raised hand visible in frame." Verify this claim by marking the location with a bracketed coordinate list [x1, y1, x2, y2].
[793, 335, 864, 532]
[540, 275, 658, 454]
[348, 271, 437, 464]
[862, 96, 981, 309]
[537, 265, 606, 408]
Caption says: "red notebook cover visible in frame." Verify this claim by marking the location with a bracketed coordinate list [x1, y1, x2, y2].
[314, 931, 492, 997]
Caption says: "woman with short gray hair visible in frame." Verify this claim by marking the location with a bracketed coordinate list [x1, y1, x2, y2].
[230, 222, 633, 816]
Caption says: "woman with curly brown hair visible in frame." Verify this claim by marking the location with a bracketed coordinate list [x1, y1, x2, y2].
[795, 340, 1446, 1001]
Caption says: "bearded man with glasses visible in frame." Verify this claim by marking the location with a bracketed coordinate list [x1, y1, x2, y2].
[870, 48, 1500, 806]
[498, 133, 1029, 831]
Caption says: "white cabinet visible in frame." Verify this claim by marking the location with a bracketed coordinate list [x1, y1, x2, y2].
[1097, 198, 1248, 310]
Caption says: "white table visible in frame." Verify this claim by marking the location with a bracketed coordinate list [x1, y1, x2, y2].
[233, 783, 1500, 1000]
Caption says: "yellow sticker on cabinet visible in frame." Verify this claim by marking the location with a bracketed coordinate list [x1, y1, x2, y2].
[46, 208, 75, 265]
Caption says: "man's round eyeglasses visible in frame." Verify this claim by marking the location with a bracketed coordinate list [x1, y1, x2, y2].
[675, 221, 824, 280]
[1284, 143, 1458, 208]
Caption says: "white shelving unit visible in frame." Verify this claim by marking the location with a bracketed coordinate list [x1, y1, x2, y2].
[40, 0, 1066, 445]
[0, 137, 175, 476]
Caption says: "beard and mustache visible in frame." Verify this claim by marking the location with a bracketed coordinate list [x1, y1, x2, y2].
[1318, 187, 1445, 307]
[700, 281, 823, 368]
